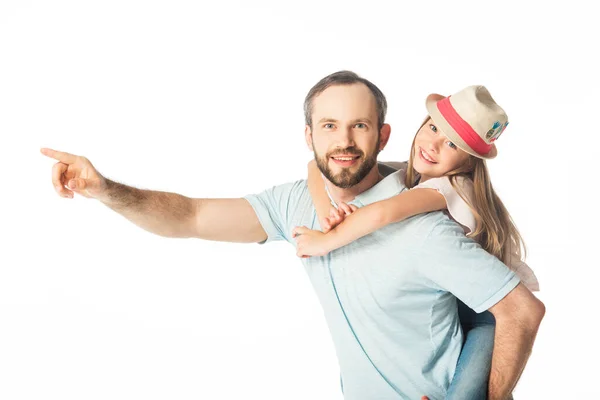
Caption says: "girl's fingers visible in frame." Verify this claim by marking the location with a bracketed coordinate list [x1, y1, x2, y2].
[321, 217, 333, 233]
[339, 202, 352, 215]
[292, 226, 308, 238]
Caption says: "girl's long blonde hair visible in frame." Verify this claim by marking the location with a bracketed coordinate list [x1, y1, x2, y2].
[405, 117, 526, 264]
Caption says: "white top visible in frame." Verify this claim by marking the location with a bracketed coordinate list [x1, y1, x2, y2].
[382, 161, 540, 292]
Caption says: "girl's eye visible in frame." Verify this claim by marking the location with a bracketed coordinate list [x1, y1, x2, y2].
[430, 124, 438, 133]
[446, 141, 457, 150]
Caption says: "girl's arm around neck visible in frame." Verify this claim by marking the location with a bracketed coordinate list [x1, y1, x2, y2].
[324, 188, 447, 251]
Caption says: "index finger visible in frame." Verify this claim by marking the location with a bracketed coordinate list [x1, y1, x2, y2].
[40, 148, 78, 164]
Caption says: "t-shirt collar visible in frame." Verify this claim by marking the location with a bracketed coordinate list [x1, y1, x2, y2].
[324, 168, 408, 208]
[353, 169, 407, 206]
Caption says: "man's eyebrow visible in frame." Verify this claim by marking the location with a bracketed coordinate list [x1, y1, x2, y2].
[317, 118, 338, 124]
[316, 118, 374, 124]
[350, 118, 373, 125]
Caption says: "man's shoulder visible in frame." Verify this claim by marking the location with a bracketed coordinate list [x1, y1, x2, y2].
[415, 211, 484, 255]
[243, 179, 314, 244]
[274, 178, 310, 200]
[245, 178, 312, 213]
[378, 161, 407, 177]
[393, 210, 465, 241]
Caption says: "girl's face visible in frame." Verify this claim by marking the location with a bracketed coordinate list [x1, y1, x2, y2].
[412, 118, 471, 181]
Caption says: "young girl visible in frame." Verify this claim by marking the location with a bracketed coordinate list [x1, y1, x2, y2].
[293, 85, 539, 399]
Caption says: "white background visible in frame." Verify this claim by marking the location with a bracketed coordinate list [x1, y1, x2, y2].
[1, 0, 598, 398]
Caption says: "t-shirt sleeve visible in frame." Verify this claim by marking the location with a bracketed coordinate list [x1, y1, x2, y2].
[415, 176, 476, 234]
[419, 218, 521, 313]
[507, 253, 541, 292]
[243, 180, 306, 245]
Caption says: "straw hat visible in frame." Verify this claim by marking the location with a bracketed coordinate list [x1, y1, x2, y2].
[425, 85, 509, 159]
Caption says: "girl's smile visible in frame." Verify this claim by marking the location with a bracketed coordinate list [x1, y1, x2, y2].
[413, 118, 469, 182]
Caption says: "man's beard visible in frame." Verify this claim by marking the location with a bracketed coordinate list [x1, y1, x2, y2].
[313, 141, 379, 189]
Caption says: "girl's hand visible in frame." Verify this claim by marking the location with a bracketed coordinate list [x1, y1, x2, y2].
[292, 226, 333, 258]
[319, 206, 340, 233]
[321, 202, 358, 233]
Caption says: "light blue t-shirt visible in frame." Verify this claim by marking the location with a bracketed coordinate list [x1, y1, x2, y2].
[244, 166, 520, 400]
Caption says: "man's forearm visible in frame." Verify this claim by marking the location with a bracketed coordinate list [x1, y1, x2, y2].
[488, 308, 544, 399]
[98, 179, 196, 238]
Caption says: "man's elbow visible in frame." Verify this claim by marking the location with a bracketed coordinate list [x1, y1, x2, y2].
[516, 294, 546, 333]
[180, 198, 203, 238]
[529, 296, 546, 327]
[492, 284, 546, 331]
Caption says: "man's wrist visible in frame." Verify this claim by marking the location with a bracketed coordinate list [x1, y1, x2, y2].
[95, 177, 116, 204]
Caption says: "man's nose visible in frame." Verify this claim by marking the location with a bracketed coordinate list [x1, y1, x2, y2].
[336, 126, 355, 148]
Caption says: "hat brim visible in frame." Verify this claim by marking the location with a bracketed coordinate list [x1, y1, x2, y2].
[425, 93, 497, 160]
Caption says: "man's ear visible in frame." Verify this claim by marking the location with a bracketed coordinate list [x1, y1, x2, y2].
[304, 125, 313, 151]
[378, 124, 391, 152]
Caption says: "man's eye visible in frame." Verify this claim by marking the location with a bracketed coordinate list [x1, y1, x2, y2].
[324, 124, 334, 129]
[430, 124, 438, 133]
[355, 123, 366, 129]
[446, 141, 457, 149]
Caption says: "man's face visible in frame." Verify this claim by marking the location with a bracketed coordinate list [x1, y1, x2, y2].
[305, 84, 389, 188]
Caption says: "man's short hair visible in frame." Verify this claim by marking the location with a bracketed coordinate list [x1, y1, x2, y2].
[303, 70, 388, 131]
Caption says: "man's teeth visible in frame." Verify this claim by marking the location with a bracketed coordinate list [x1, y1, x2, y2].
[334, 157, 355, 161]
[421, 150, 436, 163]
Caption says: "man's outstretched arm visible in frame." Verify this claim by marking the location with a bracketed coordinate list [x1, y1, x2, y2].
[487, 283, 545, 400]
[41, 147, 267, 243]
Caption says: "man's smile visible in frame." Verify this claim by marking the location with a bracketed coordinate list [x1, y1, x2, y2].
[330, 154, 360, 167]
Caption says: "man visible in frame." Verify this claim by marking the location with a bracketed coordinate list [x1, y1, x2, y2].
[41, 71, 544, 399]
